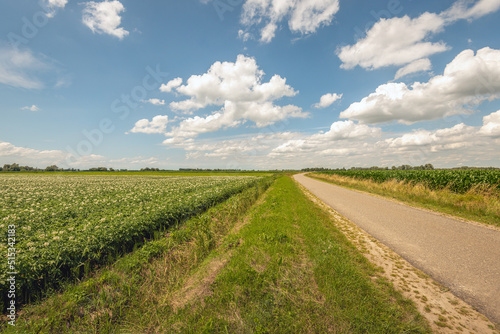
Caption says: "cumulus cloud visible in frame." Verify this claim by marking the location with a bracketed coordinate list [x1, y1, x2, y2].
[338, 13, 447, 70]
[383, 123, 477, 149]
[82, 0, 129, 39]
[338, 0, 500, 71]
[313, 92, 342, 108]
[479, 110, 500, 137]
[0, 141, 66, 161]
[143, 98, 165, 106]
[394, 58, 432, 80]
[0, 141, 105, 168]
[271, 120, 381, 156]
[129, 115, 169, 134]
[159, 77, 182, 93]
[340, 48, 500, 124]
[109, 156, 161, 166]
[240, 0, 339, 43]
[21, 105, 40, 111]
[162, 55, 307, 143]
[267, 109, 500, 168]
[168, 55, 297, 112]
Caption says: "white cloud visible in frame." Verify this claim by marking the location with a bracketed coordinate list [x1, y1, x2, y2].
[479, 110, 500, 137]
[383, 123, 477, 149]
[0, 141, 66, 161]
[0, 141, 105, 168]
[169, 55, 297, 112]
[109, 156, 161, 166]
[338, 13, 448, 70]
[394, 58, 432, 80]
[313, 92, 342, 108]
[129, 115, 169, 134]
[143, 98, 165, 106]
[271, 120, 381, 156]
[166, 132, 299, 169]
[443, 0, 500, 21]
[311, 120, 381, 141]
[0, 141, 169, 169]
[0, 45, 47, 89]
[21, 105, 40, 111]
[260, 22, 278, 43]
[340, 48, 500, 124]
[266, 110, 500, 168]
[159, 77, 182, 93]
[43, 0, 68, 18]
[162, 55, 306, 143]
[82, 0, 129, 40]
[238, 29, 252, 42]
[288, 0, 340, 34]
[164, 101, 305, 144]
[338, 0, 500, 71]
[241, 0, 339, 43]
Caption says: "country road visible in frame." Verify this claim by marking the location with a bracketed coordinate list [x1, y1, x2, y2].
[293, 173, 500, 325]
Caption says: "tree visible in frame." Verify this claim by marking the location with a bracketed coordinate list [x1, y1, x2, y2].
[3, 163, 20, 171]
[45, 165, 62, 171]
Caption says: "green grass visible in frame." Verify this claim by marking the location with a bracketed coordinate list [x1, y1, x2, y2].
[120, 176, 428, 333]
[4, 175, 430, 333]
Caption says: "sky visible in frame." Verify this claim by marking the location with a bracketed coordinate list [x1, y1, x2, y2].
[1, 0, 500, 170]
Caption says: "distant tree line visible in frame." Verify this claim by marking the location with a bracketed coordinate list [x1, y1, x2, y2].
[0, 163, 80, 172]
[179, 168, 242, 171]
[302, 164, 435, 172]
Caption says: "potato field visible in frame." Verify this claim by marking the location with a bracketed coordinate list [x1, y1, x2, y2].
[0, 174, 263, 307]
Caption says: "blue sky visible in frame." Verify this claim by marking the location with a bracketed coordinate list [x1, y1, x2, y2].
[1, 0, 500, 170]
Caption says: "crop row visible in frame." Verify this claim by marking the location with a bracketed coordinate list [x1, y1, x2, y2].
[0, 174, 265, 307]
[318, 169, 500, 193]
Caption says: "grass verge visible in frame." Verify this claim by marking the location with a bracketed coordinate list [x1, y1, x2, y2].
[309, 173, 500, 228]
[118, 176, 429, 333]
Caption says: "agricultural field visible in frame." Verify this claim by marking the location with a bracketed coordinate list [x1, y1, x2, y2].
[0, 174, 264, 309]
[319, 169, 500, 193]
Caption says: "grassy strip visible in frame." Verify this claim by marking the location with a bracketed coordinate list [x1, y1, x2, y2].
[309, 173, 500, 227]
[2, 176, 274, 333]
[114, 176, 429, 333]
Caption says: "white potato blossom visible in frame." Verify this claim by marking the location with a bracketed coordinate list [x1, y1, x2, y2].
[0, 173, 263, 297]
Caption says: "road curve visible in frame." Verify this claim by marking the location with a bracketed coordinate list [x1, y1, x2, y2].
[293, 173, 500, 325]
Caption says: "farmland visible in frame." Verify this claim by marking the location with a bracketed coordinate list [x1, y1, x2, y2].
[318, 169, 500, 194]
[4, 175, 431, 333]
[1, 171, 498, 332]
[0, 174, 265, 308]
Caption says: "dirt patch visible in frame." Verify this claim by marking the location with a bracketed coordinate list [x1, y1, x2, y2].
[170, 250, 233, 311]
[295, 179, 499, 334]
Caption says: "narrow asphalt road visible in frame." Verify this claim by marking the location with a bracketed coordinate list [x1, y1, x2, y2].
[293, 173, 500, 325]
